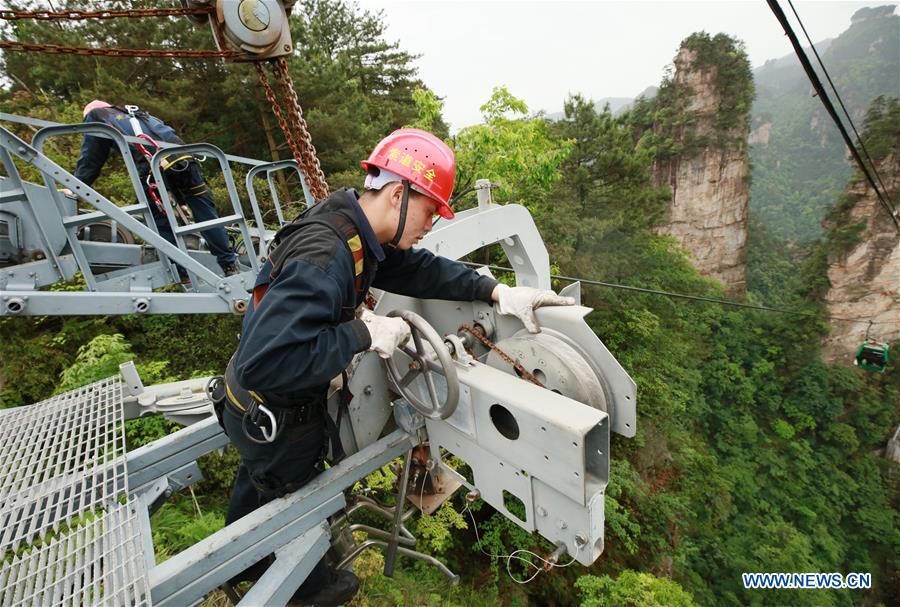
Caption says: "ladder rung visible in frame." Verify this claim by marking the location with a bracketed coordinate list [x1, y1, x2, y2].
[0, 188, 26, 203]
[174, 214, 242, 235]
[63, 204, 146, 227]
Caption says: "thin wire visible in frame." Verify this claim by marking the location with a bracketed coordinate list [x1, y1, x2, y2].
[786, 0, 895, 206]
[462, 262, 899, 326]
[767, 0, 899, 230]
[460, 504, 577, 584]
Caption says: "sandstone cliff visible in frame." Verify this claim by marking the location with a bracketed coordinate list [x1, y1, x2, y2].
[821, 152, 900, 365]
[651, 45, 752, 294]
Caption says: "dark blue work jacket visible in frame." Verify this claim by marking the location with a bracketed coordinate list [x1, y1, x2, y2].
[74, 106, 184, 186]
[231, 189, 498, 403]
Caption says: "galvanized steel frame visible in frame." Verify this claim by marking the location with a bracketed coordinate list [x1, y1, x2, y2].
[0, 114, 314, 316]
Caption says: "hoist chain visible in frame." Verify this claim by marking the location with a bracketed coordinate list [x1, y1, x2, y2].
[458, 324, 546, 388]
[253, 58, 328, 201]
[0, 41, 239, 59]
[0, 6, 236, 60]
[273, 57, 329, 200]
[0, 7, 213, 21]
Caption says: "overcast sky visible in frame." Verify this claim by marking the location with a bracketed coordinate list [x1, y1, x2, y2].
[355, 0, 897, 130]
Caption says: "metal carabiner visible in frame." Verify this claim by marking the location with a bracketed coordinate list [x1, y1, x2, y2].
[241, 401, 280, 444]
[256, 403, 279, 442]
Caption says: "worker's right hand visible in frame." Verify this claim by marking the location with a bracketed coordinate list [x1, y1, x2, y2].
[59, 188, 76, 199]
[359, 309, 411, 358]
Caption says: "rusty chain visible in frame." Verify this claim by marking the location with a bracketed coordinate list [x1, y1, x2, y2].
[458, 324, 546, 388]
[273, 57, 329, 200]
[0, 5, 237, 60]
[253, 59, 329, 201]
[0, 41, 239, 59]
[0, 7, 213, 21]
[254, 61, 305, 168]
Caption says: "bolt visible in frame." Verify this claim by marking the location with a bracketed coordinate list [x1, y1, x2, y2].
[17, 146, 25, 154]
[363, 385, 373, 395]
[574, 534, 587, 548]
[283, 44, 291, 52]
[465, 489, 481, 503]
[557, 519, 568, 530]
[537, 507, 548, 517]
[425, 458, 436, 471]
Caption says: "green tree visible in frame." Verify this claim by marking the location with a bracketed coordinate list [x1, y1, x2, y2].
[576, 570, 698, 607]
[451, 86, 572, 210]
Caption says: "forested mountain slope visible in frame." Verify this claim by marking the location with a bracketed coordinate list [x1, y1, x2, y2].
[750, 4, 899, 241]
[820, 97, 900, 364]
[631, 33, 753, 294]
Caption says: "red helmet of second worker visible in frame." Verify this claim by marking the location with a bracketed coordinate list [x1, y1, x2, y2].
[361, 128, 456, 219]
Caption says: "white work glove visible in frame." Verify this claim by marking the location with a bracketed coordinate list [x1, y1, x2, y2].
[59, 188, 76, 199]
[358, 308, 411, 358]
[493, 284, 576, 333]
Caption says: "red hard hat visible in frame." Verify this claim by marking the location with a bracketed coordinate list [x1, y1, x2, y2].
[361, 128, 456, 219]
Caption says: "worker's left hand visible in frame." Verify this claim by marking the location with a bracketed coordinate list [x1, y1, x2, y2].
[59, 188, 76, 199]
[492, 284, 576, 333]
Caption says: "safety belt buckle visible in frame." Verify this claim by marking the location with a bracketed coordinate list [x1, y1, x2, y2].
[245, 400, 262, 425]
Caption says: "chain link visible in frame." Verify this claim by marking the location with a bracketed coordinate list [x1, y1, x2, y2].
[458, 324, 546, 388]
[0, 6, 236, 60]
[253, 59, 329, 201]
[0, 40, 239, 59]
[254, 61, 312, 193]
[273, 57, 329, 200]
[0, 7, 213, 21]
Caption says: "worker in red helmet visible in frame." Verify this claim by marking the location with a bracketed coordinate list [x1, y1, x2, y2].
[219, 128, 574, 605]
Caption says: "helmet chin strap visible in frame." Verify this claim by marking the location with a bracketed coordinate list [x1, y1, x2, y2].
[389, 180, 411, 247]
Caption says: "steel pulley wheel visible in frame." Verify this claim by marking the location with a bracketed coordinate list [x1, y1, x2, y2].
[76, 220, 134, 245]
[384, 310, 459, 420]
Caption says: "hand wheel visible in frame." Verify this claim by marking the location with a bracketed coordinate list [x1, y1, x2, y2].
[383, 310, 459, 420]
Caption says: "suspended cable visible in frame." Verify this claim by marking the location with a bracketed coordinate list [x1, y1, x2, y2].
[767, 0, 900, 230]
[785, 0, 895, 207]
[461, 262, 898, 326]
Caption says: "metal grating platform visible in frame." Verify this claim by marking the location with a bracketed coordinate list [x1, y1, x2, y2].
[0, 376, 151, 605]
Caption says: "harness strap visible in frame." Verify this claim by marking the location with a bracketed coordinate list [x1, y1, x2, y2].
[389, 180, 411, 247]
[254, 213, 366, 309]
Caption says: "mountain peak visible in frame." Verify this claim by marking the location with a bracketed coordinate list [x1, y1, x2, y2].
[850, 4, 896, 23]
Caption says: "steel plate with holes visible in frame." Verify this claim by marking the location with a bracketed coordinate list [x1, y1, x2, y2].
[0, 377, 151, 605]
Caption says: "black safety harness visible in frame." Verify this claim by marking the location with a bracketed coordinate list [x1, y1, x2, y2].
[214, 208, 367, 465]
[106, 105, 202, 214]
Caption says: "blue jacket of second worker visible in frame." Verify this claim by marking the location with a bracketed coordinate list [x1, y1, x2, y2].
[74, 106, 184, 186]
[231, 188, 499, 402]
